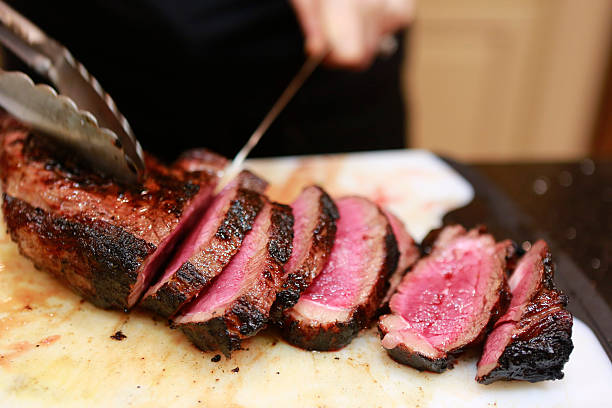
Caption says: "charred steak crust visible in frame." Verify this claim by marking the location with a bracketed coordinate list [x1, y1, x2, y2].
[481, 308, 573, 384]
[176, 202, 294, 357]
[282, 309, 367, 352]
[271, 187, 339, 317]
[140, 189, 265, 317]
[180, 298, 270, 357]
[282, 214, 399, 351]
[0, 119, 218, 309]
[477, 244, 574, 384]
[379, 338, 450, 372]
[2, 194, 154, 309]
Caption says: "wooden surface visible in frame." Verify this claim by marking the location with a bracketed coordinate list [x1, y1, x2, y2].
[1, 151, 610, 407]
[406, 0, 612, 160]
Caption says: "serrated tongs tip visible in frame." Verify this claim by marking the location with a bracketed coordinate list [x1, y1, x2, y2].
[0, 0, 145, 184]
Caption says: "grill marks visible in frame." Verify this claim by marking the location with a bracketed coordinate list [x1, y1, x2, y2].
[141, 172, 267, 318]
[378, 226, 511, 372]
[2, 195, 153, 309]
[174, 201, 294, 357]
[476, 240, 573, 384]
[0, 118, 219, 309]
[280, 196, 399, 351]
[270, 186, 339, 320]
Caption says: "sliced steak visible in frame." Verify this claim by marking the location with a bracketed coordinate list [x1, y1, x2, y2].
[381, 209, 419, 306]
[174, 199, 294, 357]
[476, 240, 573, 384]
[270, 185, 338, 319]
[281, 196, 398, 351]
[141, 171, 267, 317]
[0, 116, 219, 309]
[173, 148, 228, 174]
[378, 226, 511, 372]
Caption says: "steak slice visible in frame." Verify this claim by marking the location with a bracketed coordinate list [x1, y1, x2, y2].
[0, 116, 219, 309]
[378, 226, 511, 372]
[174, 199, 294, 357]
[270, 185, 339, 320]
[141, 171, 268, 317]
[280, 196, 399, 351]
[476, 240, 573, 384]
[381, 209, 419, 306]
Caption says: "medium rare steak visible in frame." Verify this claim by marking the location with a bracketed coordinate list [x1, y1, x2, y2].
[0, 116, 221, 309]
[381, 209, 419, 306]
[141, 171, 268, 317]
[476, 240, 573, 384]
[174, 199, 294, 357]
[281, 196, 398, 351]
[378, 225, 511, 372]
[270, 185, 338, 319]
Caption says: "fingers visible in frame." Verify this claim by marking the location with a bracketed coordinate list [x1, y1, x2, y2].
[290, 0, 326, 57]
[321, 0, 369, 67]
[291, 0, 415, 69]
[380, 0, 415, 33]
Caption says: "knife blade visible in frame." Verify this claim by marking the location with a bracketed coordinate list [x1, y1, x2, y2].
[0, 1, 145, 183]
[214, 34, 400, 193]
[215, 53, 324, 193]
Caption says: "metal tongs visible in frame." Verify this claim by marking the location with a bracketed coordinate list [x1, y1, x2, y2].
[0, 1, 396, 188]
[0, 1, 145, 184]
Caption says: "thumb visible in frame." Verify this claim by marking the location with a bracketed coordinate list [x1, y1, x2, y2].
[291, 0, 326, 57]
[321, 0, 368, 67]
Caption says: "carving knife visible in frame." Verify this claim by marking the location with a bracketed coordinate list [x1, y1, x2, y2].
[214, 53, 324, 193]
[0, 1, 144, 184]
[214, 35, 399, 193]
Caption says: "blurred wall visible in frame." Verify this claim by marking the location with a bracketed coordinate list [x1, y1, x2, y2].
[405, 0, 612, 161]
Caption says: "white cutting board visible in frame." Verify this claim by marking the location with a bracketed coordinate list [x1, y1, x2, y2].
[0, 150, 610, 408]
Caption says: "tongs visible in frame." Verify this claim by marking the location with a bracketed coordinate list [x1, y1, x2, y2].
[0, 1, 145, 184]
[0, 1, 395, 188]
[0, 0, 316, 187]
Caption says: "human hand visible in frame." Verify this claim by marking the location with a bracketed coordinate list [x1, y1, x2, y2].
[290, 0, 415, 69]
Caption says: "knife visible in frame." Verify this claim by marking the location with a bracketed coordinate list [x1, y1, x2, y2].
[215, 53, 324, 193]
[215, 34, 400, 193]
[0, 1, 144, 184]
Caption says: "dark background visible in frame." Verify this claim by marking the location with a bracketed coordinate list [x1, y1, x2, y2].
[5, 0, 406, 162]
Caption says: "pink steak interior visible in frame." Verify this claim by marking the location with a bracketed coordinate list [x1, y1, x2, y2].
[299, 197, 372, 310]
[387, 236, 499, 351]
[177, 203, 271, 322]
[478, 241, 546, 371]
[284, 186, 320, 275]
[129, 184, 214, 306]
[144, 179, 238, 296]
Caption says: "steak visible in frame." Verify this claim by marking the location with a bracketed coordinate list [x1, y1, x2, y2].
[141, 171, 268, 317]
[174, 199, 294, 357]
[173, 148, 228, 174]
[0, 116, 220, 309]
[476, 240, 573, 384]
[381, 209, 419, 306]
[280, 196, 398, 351]
[378, 226, 511, 372]
[270, 185, 338, 319]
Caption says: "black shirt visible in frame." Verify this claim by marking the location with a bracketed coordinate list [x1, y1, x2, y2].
[6, 0, 405, 161]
